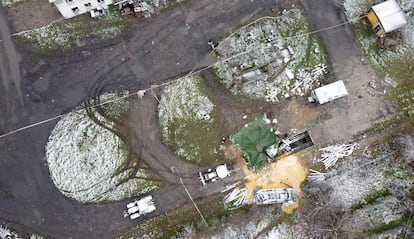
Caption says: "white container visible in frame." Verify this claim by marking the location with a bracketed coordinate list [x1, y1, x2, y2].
[310, 80, 348, 104]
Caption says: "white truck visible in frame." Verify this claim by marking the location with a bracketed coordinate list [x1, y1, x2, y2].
[124, 195, 156, 220]
[199, 164, 231, 185]
[308, 80, 348, 104]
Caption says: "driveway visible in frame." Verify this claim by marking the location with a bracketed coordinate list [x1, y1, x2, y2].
[0, 0, 279, 238]
[298, 0, 395, 144]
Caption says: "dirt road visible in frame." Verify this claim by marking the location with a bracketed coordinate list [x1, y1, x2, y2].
[299, 0, 395, 144]
[0, 7, 23, 127]
[0, 1, 279, 238]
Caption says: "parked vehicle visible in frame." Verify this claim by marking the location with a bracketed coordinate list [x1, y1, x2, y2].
[199, 164, 231, 185]
[123, 195, 156, 220]
[308, 80, 348, 104]
[254, 188, 298, 206]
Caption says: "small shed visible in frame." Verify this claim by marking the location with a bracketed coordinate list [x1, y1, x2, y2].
[367, 0, 408, 36]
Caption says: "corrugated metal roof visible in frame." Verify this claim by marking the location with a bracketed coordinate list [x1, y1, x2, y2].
[372, 0, 408, 33]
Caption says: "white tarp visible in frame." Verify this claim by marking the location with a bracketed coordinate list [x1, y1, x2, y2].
[312, 80, 348, 104]
[372, 0, 408, 33]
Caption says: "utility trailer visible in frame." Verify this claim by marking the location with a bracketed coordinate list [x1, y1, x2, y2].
[308, 80, 348, 104]
[279, 131, 314, 155]
[124, 195, 156, 220]
[254, 188, 298, 206]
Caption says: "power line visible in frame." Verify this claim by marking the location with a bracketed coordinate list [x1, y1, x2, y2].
[0, 14, 366, 139]
[171, 166, 209, 227]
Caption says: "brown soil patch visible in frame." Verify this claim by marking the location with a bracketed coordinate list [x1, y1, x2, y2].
[6, 0, 61, 32]
[220, 144, 243, 162]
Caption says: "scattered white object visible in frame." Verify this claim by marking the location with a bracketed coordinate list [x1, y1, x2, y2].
[307, 169, 326, 183]
[314, 47, 320, 54]
[266, 144, 279, 158]
[265, 87, 280, 103]
[243, 115, 248, 120]
[285, 69, 294, 80]
[287, 46, 294, 55]
[137, 90, 146, 98]
[224, 187, 250, 209]
[291, 64, 328, 96]
[384, 75, 398, 88]
[281, 49, 290, 58]
[272, 118, 278, 124]
[317, 143, 357, 169]
[0, 226, 13, 239]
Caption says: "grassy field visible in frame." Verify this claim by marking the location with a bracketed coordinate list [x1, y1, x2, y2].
[17, 6, 127, 55]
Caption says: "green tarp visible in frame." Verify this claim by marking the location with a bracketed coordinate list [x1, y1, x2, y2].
[230, 115, 279, 172]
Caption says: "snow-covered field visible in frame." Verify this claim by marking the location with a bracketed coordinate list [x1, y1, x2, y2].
[317, 157, 412, 209]
[341, 196, 411, 233]
[173, 208, 307, 239]
[46, 93, 160, 203]
[214, 7, 328, 101]
[158, 75, 215, 162]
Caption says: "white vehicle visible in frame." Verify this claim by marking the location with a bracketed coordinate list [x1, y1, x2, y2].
[254, 188, 298, 206]
[309, 80, 348, 104]
[123, 195, 156, 220]
[199, 164, 231, 185]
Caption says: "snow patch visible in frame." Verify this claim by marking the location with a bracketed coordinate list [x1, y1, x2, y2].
[46, 93, 159, 203]
[158, 75, 214, 144]
[0, 226, 21, 239]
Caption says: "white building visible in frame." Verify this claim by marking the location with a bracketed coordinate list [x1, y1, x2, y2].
[49, 0, 114, 19]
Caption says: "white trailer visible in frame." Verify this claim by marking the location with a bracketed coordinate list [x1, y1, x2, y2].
[309, 80, 348, 104]
[254, 188, 298, 206]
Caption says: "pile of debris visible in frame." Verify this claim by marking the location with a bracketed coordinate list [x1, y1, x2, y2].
[224, 188, 250, 209]
[213, 8, 328, 102]
[317, 143, 357, 169]
[290, 64, 328, 96]
[115, 0, 154, 17]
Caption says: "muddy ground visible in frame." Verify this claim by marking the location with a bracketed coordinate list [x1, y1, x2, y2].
[1, 0, 289, 238]
[6, 0, 61, 33]
[0, 0, 404, 238]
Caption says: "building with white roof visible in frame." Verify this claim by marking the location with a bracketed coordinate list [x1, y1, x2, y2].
[367, 0, 408, 36]
[49, 0, 114, 19]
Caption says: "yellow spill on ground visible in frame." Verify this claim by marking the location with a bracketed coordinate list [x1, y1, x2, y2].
[241, 154, 307, 214]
